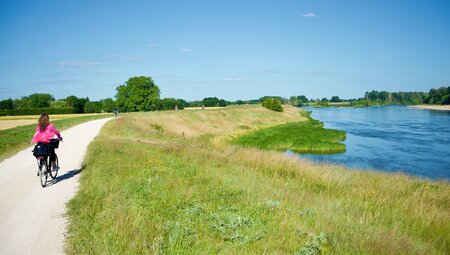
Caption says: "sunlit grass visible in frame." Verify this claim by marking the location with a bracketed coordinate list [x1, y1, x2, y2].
[232, 120, 346, 153]
[66, 106, 450, 254]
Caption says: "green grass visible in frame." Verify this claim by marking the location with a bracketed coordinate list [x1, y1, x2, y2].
[232, 119, 346, 154]
[66, 106, 450, 254]
[0, 114, 110, 161]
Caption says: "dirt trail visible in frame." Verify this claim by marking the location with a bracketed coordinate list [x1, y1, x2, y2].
[0, 118, 112, 255]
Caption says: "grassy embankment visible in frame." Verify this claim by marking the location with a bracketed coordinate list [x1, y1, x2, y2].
[0, 113, 111, 161]
[232, 116, 346, 154]
[66, 105, 449, 254]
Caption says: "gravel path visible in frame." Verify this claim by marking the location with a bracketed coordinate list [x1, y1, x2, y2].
[0, 118, 112, 255]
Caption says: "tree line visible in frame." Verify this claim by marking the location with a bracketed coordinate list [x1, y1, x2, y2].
[280, 87, 450, 107]
[0, 94, 116, 115]
[1, 75, 448, 115]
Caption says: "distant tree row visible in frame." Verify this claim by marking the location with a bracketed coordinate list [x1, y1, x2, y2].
[362, 87, 450, 105]
[3, 76, 448, 115]
[0, 94, 117, 114]
[188, 97, 228, 108]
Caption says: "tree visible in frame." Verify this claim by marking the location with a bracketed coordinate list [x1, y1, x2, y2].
[176, 99, 188, 109]
[262, 98, 283, 112]
[49, 100, 69, 109]
[116, 76, 161, 112]
[22, 93, 54, 108]
[65, 96, 88, 113]
[202, 97, 220, 107]
[84, 101, 96, 113]
[100, 98, 115, 112]
[161, 98, 178, 110]
[289, 96, 299, 106]
[297, 95, 308, 103]
[330, 96, 340, 102]
[0, 98, 13, 109]
[84, 101, 102, 113]
[259, 96, 283, 103]
[13, 99, 31, 109]
[218, 99, 227, 107]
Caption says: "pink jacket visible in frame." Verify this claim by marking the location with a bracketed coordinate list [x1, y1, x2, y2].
[32, 124, 62, 143]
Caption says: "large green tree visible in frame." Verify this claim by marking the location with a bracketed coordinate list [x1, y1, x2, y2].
[22, 93, 54, 108]
[116, 76, 161, 112]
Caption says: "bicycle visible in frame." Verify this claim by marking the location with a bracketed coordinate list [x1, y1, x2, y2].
[34, 139, 60, 187]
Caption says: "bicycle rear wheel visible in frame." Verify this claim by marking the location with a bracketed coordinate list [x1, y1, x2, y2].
[50, 154, 59, 179]
[39, 159, 48, 187]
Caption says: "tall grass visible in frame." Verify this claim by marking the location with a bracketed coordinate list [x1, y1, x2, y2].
[66, 106, 450, 254]
[0, 113, 110, 160]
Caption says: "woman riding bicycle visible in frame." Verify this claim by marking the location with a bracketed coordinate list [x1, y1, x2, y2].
[32, 113, 63, 170]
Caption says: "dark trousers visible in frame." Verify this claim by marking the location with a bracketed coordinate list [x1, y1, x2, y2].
[47, 139, 59, 162]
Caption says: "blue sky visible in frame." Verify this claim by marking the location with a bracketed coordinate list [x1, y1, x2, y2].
[1, 0, 449, 101]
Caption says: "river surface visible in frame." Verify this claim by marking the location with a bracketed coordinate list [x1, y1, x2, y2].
[294, 106, 450, 180]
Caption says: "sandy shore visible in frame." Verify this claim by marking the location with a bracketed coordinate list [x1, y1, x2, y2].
[408, 105, 450, 111]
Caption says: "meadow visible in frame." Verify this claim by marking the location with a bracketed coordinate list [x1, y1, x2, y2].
[66, 105, 449, 254]
[0, 113, 111, 161]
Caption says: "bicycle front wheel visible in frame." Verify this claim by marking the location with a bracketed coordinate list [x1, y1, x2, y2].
[50, 154, 59, 179]
[39, 159, 48, 187]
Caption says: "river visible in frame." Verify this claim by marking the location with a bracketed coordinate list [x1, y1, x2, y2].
[295, 106, 450, 180]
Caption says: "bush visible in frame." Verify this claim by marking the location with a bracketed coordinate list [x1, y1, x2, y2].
[0, 107, 75, 116]
[262, 98, 283, 112]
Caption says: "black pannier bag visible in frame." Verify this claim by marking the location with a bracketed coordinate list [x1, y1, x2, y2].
[33, 142, 49, 157]
[49, 139, 60, 149]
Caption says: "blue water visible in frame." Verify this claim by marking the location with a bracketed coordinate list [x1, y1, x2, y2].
[296, 106, 450, 180]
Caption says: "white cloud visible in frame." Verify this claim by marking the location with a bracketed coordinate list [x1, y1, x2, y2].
[224, 77, 248, 81]
[57, 61, 106, 67]
[146, 43, 159, 48]
[303, 12, 320, 18]
[180, 48, 192, 52]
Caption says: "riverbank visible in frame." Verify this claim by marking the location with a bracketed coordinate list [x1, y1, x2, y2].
[408, 104, 450, 111]
[66, 105, 449, 254]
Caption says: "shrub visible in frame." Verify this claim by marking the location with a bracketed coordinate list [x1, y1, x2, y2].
[262, 98, 283, 112]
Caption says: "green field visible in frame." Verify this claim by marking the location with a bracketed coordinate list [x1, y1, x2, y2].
[66, 106, 449, 254]
[0, 113, 111, 161]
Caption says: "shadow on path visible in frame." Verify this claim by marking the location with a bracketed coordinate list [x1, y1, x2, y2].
[45, 166, 85, 187]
